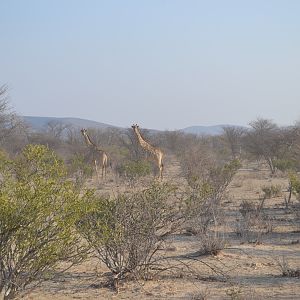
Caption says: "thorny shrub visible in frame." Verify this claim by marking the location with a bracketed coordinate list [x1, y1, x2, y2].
[196, 232, 226, 256]
[185, 160, 241, 234]
[236, 200, 273, 244]
[77, 183, 185, 286]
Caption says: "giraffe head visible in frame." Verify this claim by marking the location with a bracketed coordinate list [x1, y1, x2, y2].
[81, 128, 88, 136]
[131, 124, 139, 130]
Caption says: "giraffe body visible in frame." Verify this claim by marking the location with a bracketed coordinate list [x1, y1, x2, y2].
[131, 124, 164, 180]
[80, 128, 109, 181]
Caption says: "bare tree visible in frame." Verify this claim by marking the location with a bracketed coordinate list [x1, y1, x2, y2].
[0, 85, 27, 151]
[65, 126, 83, 146]
[45, 120, 71, 139]
[222, 126, 244, 159]
[121, 128, 145, 160]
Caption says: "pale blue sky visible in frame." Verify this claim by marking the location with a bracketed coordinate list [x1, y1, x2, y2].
[1, 0, 300, 130]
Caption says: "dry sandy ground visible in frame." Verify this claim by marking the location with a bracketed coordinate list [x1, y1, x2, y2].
[24, 160, 300, 300]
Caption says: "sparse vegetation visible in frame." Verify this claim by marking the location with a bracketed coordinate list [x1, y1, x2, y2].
[0, 99, 299, 299]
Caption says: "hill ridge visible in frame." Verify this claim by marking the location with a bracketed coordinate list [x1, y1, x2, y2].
[22, 115, 245, 135]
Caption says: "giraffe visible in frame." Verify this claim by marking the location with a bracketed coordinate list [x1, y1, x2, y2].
[131, 124, 164, 180]
[80, 128, 109, 180]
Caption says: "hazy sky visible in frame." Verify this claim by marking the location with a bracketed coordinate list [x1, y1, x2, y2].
[1, 0, 300, 130]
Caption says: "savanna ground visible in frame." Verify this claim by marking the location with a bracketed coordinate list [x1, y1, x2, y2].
[24, 155, 300, 300]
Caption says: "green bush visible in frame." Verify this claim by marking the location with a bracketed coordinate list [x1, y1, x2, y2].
[0, 145, 90, 299]
[273, 159, 296, 172]
[116, 160, 151, 181]
[261, 184, 282, 199]
[289, 172, 300, 196]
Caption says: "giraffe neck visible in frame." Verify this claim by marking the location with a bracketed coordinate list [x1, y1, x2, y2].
[84, 134, 97, 148]
[134, 128, 157, 155]
[85, 134, 107, 154]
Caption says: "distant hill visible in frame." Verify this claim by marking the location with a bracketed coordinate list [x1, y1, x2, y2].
[181, 125, 228, 136]
[22, 116, 117, 131]
[22, 116, 245, 136]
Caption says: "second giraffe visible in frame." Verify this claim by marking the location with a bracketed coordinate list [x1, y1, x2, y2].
[132, 124, 164, 180]
[80, 128, 109, 181]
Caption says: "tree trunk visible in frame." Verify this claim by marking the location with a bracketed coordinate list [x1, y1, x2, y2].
[266, 157, 276, 174]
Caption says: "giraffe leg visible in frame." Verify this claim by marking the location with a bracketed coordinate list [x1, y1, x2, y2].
[94, 160, 100, 183]
[103, 156, 108, 180]
[158, 165, 163, 180]
[158, 158, 163, 181]
[160, 157, 164, 180]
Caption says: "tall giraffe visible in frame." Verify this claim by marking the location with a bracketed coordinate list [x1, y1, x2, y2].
[131, 124, 164, 180]
[80, 128, 109, 180]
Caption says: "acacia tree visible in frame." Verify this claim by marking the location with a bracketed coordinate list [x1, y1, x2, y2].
[0, 145, 89, 299]
[243, 118, 283, 174]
